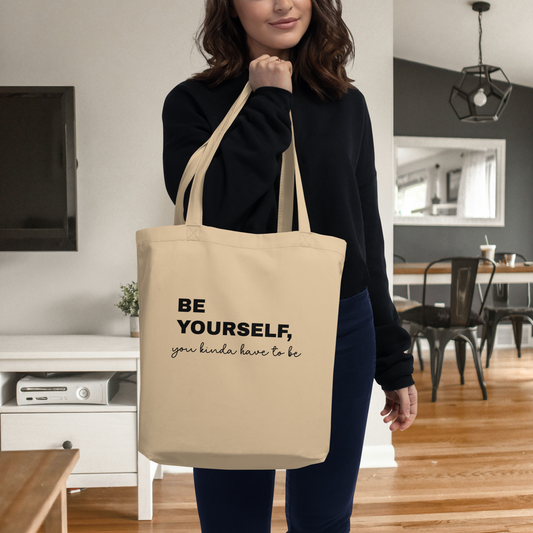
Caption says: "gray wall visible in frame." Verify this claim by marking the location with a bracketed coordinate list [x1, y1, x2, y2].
[393, 58, 533, 307]
[394, 58, 533, 262]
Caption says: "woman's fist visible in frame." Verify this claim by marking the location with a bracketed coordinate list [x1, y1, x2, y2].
[249, 54, 293, 93]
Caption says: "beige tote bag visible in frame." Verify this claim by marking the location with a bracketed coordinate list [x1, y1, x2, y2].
[137, 82, 346, 470]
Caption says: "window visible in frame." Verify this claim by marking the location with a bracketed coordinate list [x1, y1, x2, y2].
[396, 170, 428, 216]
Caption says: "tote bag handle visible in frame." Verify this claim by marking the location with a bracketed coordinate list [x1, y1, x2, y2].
[174, 82, 310, 233]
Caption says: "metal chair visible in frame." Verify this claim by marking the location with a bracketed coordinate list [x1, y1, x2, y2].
[393, 254, 424, 370]
[399, 257, 496, 402]
[480, 253, 533, 367]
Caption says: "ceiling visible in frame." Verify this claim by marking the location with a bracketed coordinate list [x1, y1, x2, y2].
[393, 0, 533, 88]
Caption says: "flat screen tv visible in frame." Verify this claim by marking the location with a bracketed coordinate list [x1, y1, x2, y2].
[0, 86, 77, 251]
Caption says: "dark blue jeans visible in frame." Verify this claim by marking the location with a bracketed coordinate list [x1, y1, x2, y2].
[193, 289, 376, 533]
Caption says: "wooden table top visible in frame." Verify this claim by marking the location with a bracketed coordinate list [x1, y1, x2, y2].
[393, 262, 533, 275]
[0, 449, 79, 533]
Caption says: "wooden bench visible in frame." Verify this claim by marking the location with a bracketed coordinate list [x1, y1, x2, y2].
[0, 449, 79, 533]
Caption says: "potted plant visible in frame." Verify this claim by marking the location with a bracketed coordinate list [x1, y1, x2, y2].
[116, 282, 139, 337]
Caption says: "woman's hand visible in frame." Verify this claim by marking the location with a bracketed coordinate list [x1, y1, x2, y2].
[249, 54, 293, 93]
[381, 384, 418, 432]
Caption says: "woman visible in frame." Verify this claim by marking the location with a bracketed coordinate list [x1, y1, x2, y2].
[163, 1, 417, 531]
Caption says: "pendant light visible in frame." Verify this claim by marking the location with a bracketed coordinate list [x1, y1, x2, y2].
[450, 2, 512, 122]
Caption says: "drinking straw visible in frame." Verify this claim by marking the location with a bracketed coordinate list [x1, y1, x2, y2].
[485, 235, 489, 245]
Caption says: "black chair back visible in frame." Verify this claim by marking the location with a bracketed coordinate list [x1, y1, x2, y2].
[492, 283, 509, 307]
[422, 257, 496, 327]
[450, 258, 480, 326]
[491, 252, 528, 307]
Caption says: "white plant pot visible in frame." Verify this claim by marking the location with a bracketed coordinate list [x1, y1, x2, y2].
[130, 316, 140, 338]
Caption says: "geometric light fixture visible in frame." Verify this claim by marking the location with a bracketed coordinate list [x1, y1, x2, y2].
[450, 2, 512, 122]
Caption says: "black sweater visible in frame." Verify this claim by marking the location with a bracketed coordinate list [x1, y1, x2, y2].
[162, 72, 414, 391]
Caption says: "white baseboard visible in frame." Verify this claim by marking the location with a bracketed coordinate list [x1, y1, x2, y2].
[162, 465, 193, 474]
[161, 444, 397, 475]
[360, 444, 397, 468]
[494, 323, 533, 348]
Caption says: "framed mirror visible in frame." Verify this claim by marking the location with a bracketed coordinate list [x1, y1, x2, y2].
[394, 136, 505, 226]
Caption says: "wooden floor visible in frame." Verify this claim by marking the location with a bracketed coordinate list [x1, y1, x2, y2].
[61, 347, 533, 532]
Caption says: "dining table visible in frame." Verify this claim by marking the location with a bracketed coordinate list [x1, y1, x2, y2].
[393, 261, 533, 286]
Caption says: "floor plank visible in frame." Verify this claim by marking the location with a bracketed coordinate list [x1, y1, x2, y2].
[62, 347, 533, 532]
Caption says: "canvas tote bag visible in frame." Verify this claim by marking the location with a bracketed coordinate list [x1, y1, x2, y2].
[137, 82, 347, 470]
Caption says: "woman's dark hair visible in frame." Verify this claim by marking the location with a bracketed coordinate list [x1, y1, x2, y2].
[191, 0, 355, 101]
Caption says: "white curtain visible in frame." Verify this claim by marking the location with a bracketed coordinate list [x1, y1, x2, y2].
[457, 151, 495, 218]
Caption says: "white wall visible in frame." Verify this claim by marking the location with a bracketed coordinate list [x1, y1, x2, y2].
[0, 0, 204, 335]
[343, 0, 397, 467]
[0, 0, 395, 466]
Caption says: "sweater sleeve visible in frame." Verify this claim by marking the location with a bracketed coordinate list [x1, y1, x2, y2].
[163, 83, 293, 233]
[356, 97, 415, 392]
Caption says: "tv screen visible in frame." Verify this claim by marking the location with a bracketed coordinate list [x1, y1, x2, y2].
[0, 86, 77, 251]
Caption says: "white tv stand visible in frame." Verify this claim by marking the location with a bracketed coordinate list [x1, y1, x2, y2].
[0, 335, 158, 520]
